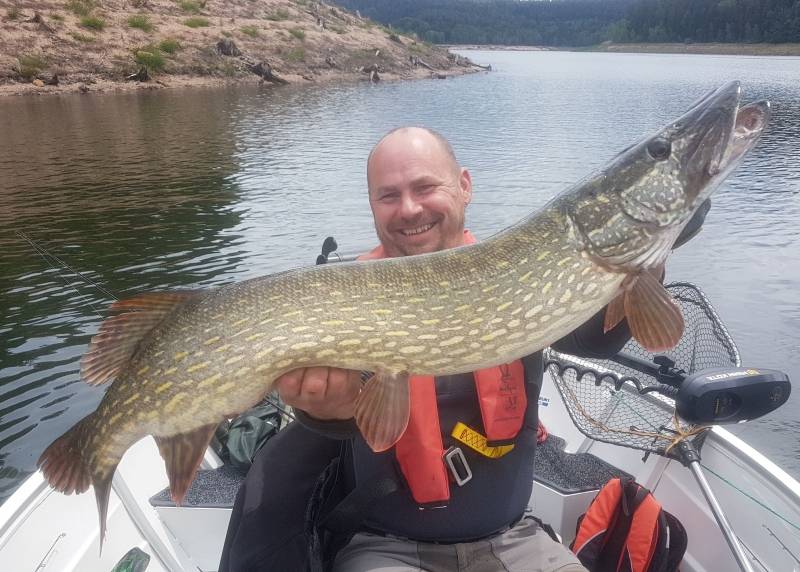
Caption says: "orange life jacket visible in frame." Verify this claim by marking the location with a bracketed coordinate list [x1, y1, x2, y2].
[358, 231, 528, 506]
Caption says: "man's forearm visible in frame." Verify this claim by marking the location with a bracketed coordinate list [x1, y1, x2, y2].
[551, 305, 632, 359]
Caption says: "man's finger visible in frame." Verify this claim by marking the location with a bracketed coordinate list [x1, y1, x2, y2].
[301, 367, 330, 398]
[275, 369, 305, 400]
[326, 368, 360, 400]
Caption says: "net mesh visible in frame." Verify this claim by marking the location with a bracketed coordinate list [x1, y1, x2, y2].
[546, 282, 740, 456]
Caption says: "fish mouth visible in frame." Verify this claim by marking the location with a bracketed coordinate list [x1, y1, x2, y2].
[678, 81, 742, 197]
[676, 82, 769, 199]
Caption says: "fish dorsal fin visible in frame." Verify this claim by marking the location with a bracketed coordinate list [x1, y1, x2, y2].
[81, 291, 204, 386]
[153, 423, 217, 506]
[355, 371, 410, 452]
[624, 269, 684, 352]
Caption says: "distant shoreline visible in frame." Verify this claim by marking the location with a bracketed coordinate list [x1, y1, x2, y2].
[448, 42, 800, 57]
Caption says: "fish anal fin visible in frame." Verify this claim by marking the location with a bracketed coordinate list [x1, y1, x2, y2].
[625, 269, 684, 352]
[81, 291, 205, 386]
[153, 423, 217, 506]
[355, 371, 410, 452]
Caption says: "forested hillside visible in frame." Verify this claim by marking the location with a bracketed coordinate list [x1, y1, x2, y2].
[334, 0, 800, 46]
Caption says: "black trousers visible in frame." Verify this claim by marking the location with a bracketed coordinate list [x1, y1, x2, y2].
[219, 421, 344, 572]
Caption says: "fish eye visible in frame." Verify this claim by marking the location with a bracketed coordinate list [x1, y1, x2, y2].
[646, 138, 672, 161]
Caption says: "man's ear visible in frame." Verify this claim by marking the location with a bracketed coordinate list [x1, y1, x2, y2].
[460, 168, 473, 205]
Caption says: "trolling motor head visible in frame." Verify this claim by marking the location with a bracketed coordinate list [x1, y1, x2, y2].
[675, 367, 791, 424]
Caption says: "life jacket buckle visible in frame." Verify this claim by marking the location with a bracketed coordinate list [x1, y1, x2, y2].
[443, 446, 472, 487]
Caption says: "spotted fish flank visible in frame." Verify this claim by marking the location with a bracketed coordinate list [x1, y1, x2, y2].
[37, 82, 769, 544]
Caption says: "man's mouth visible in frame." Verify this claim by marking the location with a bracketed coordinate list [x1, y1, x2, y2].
[400, 222, 435, 236]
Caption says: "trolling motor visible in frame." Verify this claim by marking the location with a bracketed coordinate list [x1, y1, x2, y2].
[546, 282, 792, 572]
[614, 352, 791, 425]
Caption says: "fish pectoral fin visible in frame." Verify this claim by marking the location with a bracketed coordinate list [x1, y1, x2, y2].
[153, 423, 217, 506]
[604, 289, 627, 333]
[81, 290, 205, 386]
[355, 371, 410, 452]
[624, 268, 684, 352]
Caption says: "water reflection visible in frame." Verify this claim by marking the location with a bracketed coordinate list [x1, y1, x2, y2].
[1, 50, 799, 501]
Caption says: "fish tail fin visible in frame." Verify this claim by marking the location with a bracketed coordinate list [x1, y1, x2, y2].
[37, 413, 118, 550]
[37, 414, 94, 495]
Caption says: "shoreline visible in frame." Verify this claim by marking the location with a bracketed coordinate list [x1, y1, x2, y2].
[448, 42, 800, 57]
[0, 66, 476, 98]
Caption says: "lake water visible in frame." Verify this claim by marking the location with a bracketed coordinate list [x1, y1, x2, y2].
[0, 50, 798, 504]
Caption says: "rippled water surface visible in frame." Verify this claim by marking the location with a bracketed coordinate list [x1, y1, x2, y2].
[1, 50, 798, 502]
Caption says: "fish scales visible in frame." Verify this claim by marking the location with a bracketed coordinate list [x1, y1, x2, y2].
[87, 211, 619, 459]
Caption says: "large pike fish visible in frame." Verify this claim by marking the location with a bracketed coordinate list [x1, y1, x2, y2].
[39, 81, 769, 539]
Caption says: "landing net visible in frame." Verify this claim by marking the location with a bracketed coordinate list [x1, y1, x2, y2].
[546, 282, 740, 456]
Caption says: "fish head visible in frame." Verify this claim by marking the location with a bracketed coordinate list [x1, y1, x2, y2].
[566, 80, 770, 272]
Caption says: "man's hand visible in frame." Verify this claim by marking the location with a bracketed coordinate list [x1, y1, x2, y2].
[276, 367, 362, 420]
[673, 198, 711, 249]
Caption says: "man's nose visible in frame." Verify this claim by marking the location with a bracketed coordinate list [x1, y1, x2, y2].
[398, 193, 423, 218]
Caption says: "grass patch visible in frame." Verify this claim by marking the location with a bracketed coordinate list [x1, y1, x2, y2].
[128, 14, 154, 32]
[80, 15, 105, 30]
[328, 24, 347, 35]
[221, 29, 232, 37]
[70, 31, 96, 42]
[134, 46, 166, 71]
[218, 60, 238, 77]
[240, 25, 259, 37]
[289, 27, 305, 40]
[177, 0, 204, 14]
[285, 46, 305, 62]
[16, 54, 46, 80]
[6, 5, 21, 20]
[158, 38, 181, 53]
[266, 8, 289, 21]
[183, 16, 209, 28]
[66, 0, 96, 17]
[50, 13, 65, 21]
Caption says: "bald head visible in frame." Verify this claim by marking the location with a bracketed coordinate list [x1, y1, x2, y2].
[367, 127, 460, 188]
[366, 126, 472, 257]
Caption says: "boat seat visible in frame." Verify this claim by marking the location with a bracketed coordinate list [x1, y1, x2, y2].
[150, 464, 245, 509]
[533, 434, 631, 494]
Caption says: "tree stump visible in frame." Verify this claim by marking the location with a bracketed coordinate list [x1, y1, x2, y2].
[216, 39, 241, 57]
[126, 67, 150, 82]
[246, 61, 288, 85]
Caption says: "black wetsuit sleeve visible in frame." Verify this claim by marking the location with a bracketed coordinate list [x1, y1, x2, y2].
[293, 408, 360, 440]
[551, 307, 632, 359]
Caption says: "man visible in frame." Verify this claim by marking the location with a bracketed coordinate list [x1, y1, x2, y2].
[275, 126, 630, 572]
[220, 127, 705, 571]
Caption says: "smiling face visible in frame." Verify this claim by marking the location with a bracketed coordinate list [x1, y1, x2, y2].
[367, 128, 472, 258]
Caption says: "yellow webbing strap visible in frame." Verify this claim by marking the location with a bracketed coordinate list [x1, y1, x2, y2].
[451, 422, 514, 459]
